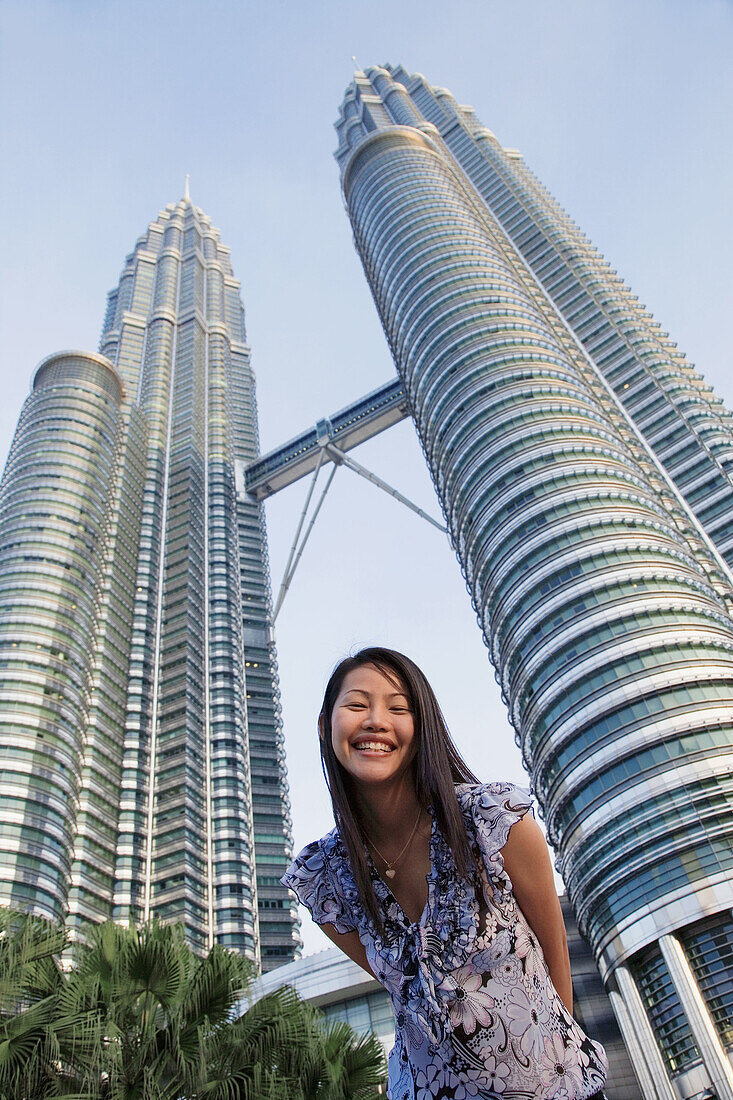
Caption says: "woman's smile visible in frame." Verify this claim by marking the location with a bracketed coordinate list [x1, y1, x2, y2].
[352, 737, 396, 754]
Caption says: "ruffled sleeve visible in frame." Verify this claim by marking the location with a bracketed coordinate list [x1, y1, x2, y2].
[457, 781, 534, 894]
[280, 835, 358, 935]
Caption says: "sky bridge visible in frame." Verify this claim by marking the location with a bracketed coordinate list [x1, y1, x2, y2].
[242, 377, 408, 500]
[239, 375, 447, 621]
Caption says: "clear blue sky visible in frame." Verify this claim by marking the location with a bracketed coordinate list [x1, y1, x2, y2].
[1, 0, 731, 953]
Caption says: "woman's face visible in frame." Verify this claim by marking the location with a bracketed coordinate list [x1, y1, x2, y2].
[330, 664, 416, 788]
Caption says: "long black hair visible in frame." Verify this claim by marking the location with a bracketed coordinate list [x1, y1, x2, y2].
[318, 646, 479, 930]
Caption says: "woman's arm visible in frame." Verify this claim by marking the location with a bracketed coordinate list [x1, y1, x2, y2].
[500, 815, 573, 1012]
[318, 922, 375, 978]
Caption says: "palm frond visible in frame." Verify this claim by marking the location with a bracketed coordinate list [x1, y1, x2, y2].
[0, 909, 386, 1100]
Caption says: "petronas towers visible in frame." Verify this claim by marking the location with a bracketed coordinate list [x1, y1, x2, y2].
[0, 196, 299, 971]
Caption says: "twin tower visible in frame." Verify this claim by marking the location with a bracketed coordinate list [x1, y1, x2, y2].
[1, 65, 732, 1098]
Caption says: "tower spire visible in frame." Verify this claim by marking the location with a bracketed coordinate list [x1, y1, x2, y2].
[184, 174, 190, 202]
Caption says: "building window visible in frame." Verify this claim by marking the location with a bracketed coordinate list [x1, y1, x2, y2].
[680, 913, 733, 1050]
[631, 943, 699, 1076]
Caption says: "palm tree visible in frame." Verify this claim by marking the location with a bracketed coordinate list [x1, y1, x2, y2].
[285, 1014, 387, 1100]
[0, 907, 101, 1099]
[67, 918, 318, 1100]
[0, 907, 60, 1098]
[0, 909, 387, 1100]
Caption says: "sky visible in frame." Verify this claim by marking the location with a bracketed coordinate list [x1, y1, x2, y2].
[1, 0, 731, 954]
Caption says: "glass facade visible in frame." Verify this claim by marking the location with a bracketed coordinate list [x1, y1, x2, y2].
[334, 65, 733, 1096]
[680, 913, 733, 1051]
[321, 989, 396, 1049]
[632, 943, 700, 1077]
[0, 353, 140, 922]
[0, 197, 300, 970]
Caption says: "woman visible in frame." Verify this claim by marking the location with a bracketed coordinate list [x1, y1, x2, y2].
[282, 647, 608, 1099]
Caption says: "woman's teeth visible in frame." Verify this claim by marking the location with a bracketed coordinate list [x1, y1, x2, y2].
[355, 741, 393, 753]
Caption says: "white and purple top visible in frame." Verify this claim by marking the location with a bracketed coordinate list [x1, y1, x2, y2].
[283, 782, 608, 1100]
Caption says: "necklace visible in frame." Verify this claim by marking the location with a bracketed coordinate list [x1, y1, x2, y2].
[364, 806, 423, 879]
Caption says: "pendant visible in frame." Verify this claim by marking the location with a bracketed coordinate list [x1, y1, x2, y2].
[385, 868, 396, 879]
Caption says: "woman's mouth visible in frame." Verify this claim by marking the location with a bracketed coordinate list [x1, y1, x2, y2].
[353, 740, 395, 753]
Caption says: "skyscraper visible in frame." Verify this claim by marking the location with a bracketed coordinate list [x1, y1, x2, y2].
[332, 65, 733, 1099]
[0, 194, 300, 971]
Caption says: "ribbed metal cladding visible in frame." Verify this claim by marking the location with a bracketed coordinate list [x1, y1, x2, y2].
[338, 98, 733, 982]
[0, 198, 300, 967]
[0, 352, 130, 920]
[382, 64, 733, 570]
[98, 197, 299, 963]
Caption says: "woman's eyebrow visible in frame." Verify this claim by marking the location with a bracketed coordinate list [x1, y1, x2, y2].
[341, 688, 408, 698]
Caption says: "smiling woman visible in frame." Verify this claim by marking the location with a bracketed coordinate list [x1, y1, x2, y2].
[281, 647, 609, 1100]
[314, 650, 480, 933]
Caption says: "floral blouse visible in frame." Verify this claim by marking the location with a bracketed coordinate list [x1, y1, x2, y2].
[282, 782, 608, 1099]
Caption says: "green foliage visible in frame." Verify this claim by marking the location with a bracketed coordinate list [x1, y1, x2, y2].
[0, 908, 386, 1100]
[0, 907, 70, 1099]
[279, 1013, 387, 1100]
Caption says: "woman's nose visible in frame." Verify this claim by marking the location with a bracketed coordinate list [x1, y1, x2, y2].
[363, 706, 389, 729]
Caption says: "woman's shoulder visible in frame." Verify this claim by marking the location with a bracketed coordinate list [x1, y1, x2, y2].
[454, 780, 534, 845]
[280, 826, 358, 934]
[455, 779, 533, 809]
[286, 825, 342, 870]
[452, 781, 535, 893]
